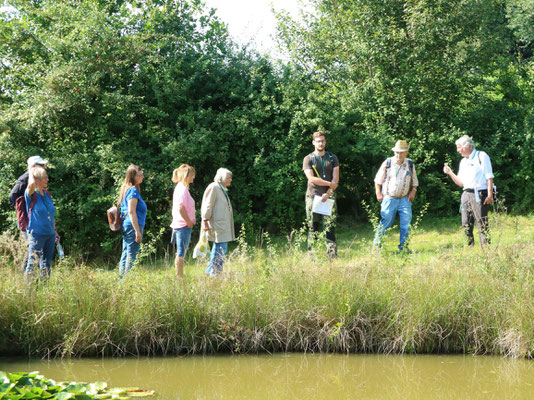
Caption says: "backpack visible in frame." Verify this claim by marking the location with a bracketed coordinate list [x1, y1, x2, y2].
[107, 204, 124, 231]
[309, 152, 336, 178]
[16, 190, 51, 231]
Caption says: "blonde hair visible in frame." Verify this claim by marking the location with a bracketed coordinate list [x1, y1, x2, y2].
[119, 165, 142, 204]
[172, 164, 195, 185]
[30, 166, 47, 180]
[214, 168, 232, 183]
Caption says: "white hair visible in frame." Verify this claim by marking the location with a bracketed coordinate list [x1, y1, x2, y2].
[455, 135, 475, 150]
[213, 168, 232, 183]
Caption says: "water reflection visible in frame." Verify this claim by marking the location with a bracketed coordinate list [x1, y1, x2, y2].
[1, 353, 534, 399]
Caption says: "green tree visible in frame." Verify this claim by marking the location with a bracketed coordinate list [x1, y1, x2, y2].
[276, 0, 533, 215]
[0, 0, 304, 256]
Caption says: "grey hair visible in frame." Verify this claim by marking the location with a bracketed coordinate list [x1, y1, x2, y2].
[30, 166, 47, 179]
[213, 168, 232, 183]
[455, 135, 475, 150]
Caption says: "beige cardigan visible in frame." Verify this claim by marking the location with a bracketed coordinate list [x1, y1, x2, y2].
[201, 182, 235, 243]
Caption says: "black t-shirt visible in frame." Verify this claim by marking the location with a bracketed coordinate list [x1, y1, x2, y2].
[302, 152, 339, 196]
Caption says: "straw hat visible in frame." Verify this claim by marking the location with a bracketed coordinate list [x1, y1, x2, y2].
[391, 140, 410, 152]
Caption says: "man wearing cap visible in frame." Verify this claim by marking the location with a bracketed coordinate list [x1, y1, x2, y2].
[9, 156, 48, 270]
[443, 135, 494, 247]
[9, 156, 49, 215]
[373, 140, 419, 251]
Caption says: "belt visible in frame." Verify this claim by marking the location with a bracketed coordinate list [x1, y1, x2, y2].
[463, 188, 488, 193]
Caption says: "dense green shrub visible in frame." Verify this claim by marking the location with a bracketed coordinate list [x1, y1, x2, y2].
[0, 0, 307, 256]
[1, 0, 533, 258]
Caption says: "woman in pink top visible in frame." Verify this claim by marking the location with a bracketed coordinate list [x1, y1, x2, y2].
[170, 164, 196, 278]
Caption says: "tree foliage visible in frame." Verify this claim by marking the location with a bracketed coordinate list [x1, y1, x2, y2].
[0, 0, 533, 258]
[276, 0, 534, 215]
[0, 0, 306, 256]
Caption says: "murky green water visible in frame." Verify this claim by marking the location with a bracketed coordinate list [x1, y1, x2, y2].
[2, 354, 534, 399]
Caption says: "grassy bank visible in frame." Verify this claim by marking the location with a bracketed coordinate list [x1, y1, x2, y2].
[0, 215, 533, 358]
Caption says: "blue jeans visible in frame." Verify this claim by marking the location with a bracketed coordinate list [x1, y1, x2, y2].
[205, 242, 228, 276]
[172, 226, 192, 257]
[373, 196, 412, 250]
[23, 230, 44, 273]
[25, 232, 55, 278]
[119, 224, 144, 277]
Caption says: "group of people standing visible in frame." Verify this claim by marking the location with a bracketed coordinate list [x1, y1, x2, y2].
[118, 165, 235, 278]
[303, 131, 494, 256]
[8, 131, 494, 280]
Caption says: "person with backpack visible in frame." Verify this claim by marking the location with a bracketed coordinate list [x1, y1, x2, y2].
[373, 140, 419, 252]
[302, 130, 339, 259]
[9, 156, 49, 228]
[25, 165, 57, 279]
[118, 164, 147, 278]
[443, 135, 494, 247]
[9, 156, 48, 271]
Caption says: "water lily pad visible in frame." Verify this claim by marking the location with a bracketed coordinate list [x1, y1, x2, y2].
[0, 373, 9, 384]
[125, 390, 155, 397]
[54, 392, 74, 400]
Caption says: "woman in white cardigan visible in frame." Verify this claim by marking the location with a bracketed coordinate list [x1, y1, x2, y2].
[201, 168, 235, 276]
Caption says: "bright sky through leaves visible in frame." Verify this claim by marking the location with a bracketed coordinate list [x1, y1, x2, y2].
[201, 0, 301, 55]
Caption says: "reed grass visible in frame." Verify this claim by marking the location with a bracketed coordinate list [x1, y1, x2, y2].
[0, 215, 533, 358]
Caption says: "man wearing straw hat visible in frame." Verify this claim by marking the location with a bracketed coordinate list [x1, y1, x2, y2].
[373, 140, 419, 252]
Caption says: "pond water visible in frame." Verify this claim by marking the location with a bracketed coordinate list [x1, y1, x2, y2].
[1, 353, 534, 399]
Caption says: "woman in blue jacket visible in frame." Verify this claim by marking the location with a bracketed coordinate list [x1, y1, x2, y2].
[25, 166, 56, 279]
[118, 165, 147, 277]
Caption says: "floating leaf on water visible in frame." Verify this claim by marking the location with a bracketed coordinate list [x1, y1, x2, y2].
[0, 372, 154, 400]
[54, 392, 74, 400]
[0, 383, 15, 393]
[65, 384, 90, 394]
[72, 394, 93, 400]
[105, 389, 128, 396]
[87, 382, 107, 395]
[0, 372, 9, 384]
[92, 394, 112, 400]
[125, 390, 155, 397]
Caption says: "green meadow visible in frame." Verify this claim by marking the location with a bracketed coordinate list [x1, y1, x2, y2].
[0, 214, 533, 358]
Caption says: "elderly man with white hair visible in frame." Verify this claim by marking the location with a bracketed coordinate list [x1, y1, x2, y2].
[201, 168, 235, 276]
[443, 135, 494, 247]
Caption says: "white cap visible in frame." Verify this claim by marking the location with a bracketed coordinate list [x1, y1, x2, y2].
[27, 156, 48, 169]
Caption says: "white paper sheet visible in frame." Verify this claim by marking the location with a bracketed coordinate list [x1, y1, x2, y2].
[312, 195, 334, 216]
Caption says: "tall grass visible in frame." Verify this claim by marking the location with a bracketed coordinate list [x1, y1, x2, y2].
[0, 215, 533, 358]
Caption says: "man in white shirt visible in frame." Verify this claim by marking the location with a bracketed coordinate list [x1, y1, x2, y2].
[443, 135, 494, 247]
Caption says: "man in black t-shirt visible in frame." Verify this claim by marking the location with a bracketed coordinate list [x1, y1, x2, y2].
[302, 131, 339, 259]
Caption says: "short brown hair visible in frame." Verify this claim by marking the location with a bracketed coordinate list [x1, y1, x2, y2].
[312, 131, 326, 140]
